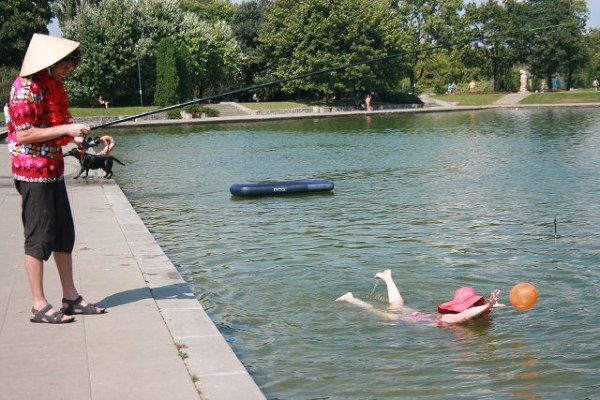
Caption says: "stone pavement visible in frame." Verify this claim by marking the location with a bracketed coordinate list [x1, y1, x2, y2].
[493, 92, 533, 105]
[0, 145, 265, 400]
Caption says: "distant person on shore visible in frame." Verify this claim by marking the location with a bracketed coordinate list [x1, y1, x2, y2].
[7, 34, 106, 324]
[447, 82, 457, 95]
[468, 80, 476, 93]
[593, 79, 599, 92]
[98, 95, 109, 108]
[336, 269, 504, 325]
[3, 102, 10, 123]
[365, 94, 372, 111]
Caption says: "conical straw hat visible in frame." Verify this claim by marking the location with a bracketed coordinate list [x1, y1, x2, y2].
[20, 34, 80, 76]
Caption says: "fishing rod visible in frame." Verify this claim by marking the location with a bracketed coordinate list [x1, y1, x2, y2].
[91, 23, 566, 131]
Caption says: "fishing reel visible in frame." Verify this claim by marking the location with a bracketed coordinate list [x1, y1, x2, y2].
[79, 136, 101, 150]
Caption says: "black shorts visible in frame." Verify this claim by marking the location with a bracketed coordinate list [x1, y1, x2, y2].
[15, 179, 75, 261]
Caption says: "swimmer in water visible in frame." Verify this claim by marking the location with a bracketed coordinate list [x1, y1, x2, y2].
[336, 269, 504, 325]
[97, 135, 116, 155]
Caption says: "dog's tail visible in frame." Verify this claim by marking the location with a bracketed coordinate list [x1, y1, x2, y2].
[112, 157, 126, 166]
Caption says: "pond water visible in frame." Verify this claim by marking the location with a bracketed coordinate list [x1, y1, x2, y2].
[111, 109, 600, 399]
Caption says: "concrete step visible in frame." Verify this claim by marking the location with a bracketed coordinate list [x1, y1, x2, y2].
[208, 102, 250, 117]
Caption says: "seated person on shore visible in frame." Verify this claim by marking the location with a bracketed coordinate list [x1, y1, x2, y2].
[336, 269, 503, 325]
[98, 96, 109, 109]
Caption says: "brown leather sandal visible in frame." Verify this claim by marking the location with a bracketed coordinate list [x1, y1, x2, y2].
[62, 296, 107, 315]
[30, 304, 75, 324]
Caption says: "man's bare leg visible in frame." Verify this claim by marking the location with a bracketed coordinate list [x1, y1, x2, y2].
[54, 252, 105, 313]
[24, 254, 74, 322]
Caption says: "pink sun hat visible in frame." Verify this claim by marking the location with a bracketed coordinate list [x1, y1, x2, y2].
[438, 286, 489, 314]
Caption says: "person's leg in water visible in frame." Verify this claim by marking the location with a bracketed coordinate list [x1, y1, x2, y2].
[335, 292, 376, 310]
[335, 269, 410, 320]
[374, 269, 404, 309]
[335, 292, 400, 321]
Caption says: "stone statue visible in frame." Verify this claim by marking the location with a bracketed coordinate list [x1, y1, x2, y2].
[519, 69, 529, 93]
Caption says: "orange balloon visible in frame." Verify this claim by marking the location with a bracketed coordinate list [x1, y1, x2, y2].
[510, 282, 538, 311]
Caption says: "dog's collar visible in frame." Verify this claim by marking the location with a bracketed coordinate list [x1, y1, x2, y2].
[73, 149, 88, 159]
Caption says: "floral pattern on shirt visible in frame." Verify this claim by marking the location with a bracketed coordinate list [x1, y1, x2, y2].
[7, 72, 71, 183]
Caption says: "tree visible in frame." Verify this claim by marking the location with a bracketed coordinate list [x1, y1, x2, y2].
[0, 66, 19, 103]
[258, 0, 406, 98]
[0, 0, 53, 68]
[180, 0, 235, 23]
[461, 0, 528, 92]
[179, 14, 243, 96]
[231, 0, 272, 89]
[51, 0, 99, 26]
[526, 0, 589, 90]
[583, 29, 600, 85]
[62, 0, 184, 105]
[393, 0, 465, 94]
[154, 37, 181, 106]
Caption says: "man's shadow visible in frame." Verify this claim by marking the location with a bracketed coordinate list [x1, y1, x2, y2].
[97, 283, 198, 308]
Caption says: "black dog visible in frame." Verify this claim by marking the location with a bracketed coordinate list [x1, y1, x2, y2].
[66, 147, 125, 179]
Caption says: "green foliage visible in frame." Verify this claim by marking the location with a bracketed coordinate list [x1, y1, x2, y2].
[581, 29, 600, 85]
[9, 0, 593, 109]
[180, 0, 235, 23]
[184, 104, 220, 116]
[258, 0, 405, 97]
[0, 66, 19, 103]
[231, 0, 272, 90]
[154, 37, 181, 106]
[526, 0, 588, 89]
[395, 0, 466, 93]
[166, 109, 183, 119]
[51, 0, 89, 26]
[62, 0, 184, 105]
[460, 0, 529, 92]
[0, 0, 52, 68]
[379, 91, 423, 104]
[232, 0, 271, 51]
[177, 44, 194, 101]
[179, 14, 243, 96]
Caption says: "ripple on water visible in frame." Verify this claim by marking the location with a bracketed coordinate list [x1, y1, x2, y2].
[115, 109, 600, 399]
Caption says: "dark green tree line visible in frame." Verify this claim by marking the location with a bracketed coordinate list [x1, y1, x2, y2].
[257, 0, 407, 99]
[0, 0, 52, 68]
[1, 0, 595, 105]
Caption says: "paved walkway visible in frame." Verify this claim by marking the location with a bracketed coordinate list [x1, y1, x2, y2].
[0, 146, 265, 400]
[493, 91, 533, 105]
[2, 97, 600, 400]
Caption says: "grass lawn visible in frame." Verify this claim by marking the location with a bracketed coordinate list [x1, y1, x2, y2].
[520, 90, 600, 104]
[432, 93, 505, 106]
[70, 106, 158, 118]
[10, 91, 595, 124]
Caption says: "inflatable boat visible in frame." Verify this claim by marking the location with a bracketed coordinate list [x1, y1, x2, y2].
[230, 179, 334, 197]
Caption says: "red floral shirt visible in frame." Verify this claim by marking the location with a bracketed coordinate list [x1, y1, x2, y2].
[7, 71, 74, 183]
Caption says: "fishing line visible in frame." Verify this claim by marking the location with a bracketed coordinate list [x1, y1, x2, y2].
[90, 23, 566, 131]
[372, 280, 380, 293]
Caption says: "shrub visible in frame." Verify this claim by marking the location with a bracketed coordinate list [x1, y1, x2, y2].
[167, 109, 182, 119]
[183, 105, 220, 117]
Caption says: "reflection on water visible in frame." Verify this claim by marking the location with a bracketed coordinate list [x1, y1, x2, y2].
[113, 109, 600, 399]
